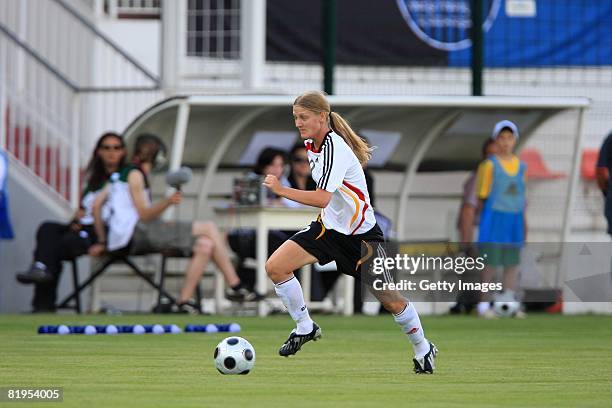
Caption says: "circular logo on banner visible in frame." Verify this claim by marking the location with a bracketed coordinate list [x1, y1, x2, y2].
[396, 0, 501, 51]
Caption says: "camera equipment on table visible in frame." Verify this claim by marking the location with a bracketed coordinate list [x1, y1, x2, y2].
[233, 175, 267, 206]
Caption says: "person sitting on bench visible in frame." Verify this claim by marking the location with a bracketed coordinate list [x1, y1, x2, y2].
[16, 132, 127, 312]
[91, 134, 263, 313]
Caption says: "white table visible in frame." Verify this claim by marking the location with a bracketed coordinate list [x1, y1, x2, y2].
[214, 206, 354, 316]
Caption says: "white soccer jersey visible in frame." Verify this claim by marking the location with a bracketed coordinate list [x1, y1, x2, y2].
[107, 165, 151, 251]
[306, 131, 376, 235]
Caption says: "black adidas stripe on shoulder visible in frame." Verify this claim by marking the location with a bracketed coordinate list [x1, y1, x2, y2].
[325, 137, 335, 189]
[320, 136, 334, 190]
[317, 137, 329, 189]
[317, 137, 330, 190]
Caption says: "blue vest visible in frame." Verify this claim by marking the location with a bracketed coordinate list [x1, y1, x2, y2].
[485, 156, 526, 214]
[0, 150, 14, 239]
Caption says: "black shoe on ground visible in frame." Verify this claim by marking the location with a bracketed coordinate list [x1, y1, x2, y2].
[413, 342, 438, 374]
[225, 286, 265, 302]
[16, 263, 54, 284]
[279, 322, 322, 357]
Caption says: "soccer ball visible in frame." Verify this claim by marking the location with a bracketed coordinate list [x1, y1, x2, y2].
[493, 292, 521, 317]
[214, 337, 256, 375]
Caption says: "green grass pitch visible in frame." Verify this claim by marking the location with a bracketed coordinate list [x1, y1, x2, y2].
[1, 313, 611, 407]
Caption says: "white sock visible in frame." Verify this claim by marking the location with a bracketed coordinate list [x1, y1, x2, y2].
[393, 302, 429, 358]
[477, 301, 491, 315]
[274, 276, 313, 335]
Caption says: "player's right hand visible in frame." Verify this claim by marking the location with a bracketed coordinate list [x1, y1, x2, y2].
[263, 174, 283, 195]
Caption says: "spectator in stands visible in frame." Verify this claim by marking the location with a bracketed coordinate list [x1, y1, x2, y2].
[596, 131, 612, 235]
[15, 132, 126, 312]
[91, 134, 261, 314]
[257, 147, 300, 207]
[0, 146, 13, 241]
[449, 138, 497, 314]
[476, 121, 527, 318]
[228, 147, 295, 289]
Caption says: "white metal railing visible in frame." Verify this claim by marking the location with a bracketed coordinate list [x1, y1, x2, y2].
[0, 0, 162, 207]
[0, 32, 75, 203]
[0, 0, 159, 89]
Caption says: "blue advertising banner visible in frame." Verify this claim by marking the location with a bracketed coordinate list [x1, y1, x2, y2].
[266, 0, 612, 67]
[446, 0, 612, 67]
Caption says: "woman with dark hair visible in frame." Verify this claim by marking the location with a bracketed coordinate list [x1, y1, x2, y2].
[254, 147, 286, 176]
[16, 132, 127, 312]
[228, 147, 297, 289]
[91, 134, 262, 313]
[252, 147, 297, 206]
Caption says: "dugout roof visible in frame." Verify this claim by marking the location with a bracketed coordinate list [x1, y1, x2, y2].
[122, 94, 589, 239]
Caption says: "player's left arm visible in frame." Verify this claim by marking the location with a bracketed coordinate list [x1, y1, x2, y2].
[263, 176, 331, 208]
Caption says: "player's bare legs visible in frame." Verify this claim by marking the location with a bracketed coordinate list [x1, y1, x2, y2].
[266, 240, 318, 283]
[266, 240, 322, 356]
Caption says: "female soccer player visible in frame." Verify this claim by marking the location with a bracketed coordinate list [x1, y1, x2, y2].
[263, 91, 437, 374]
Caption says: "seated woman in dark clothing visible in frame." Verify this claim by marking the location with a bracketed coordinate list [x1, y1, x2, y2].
[228, 147, 304, 289]
[15, 132, 126, 312]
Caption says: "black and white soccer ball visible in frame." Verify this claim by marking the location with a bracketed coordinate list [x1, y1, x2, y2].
[214, 337, 255, 375]
[493, 292, 521, 318]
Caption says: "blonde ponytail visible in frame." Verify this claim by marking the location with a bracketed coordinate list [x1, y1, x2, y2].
[294, 90, 372, 166]
[329, 112, 372, 165]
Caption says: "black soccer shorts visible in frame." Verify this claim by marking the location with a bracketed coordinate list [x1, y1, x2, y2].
[289, 218, 386, 282]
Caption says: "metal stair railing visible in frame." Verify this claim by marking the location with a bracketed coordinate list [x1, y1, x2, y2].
[0, 0, 163, 208]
